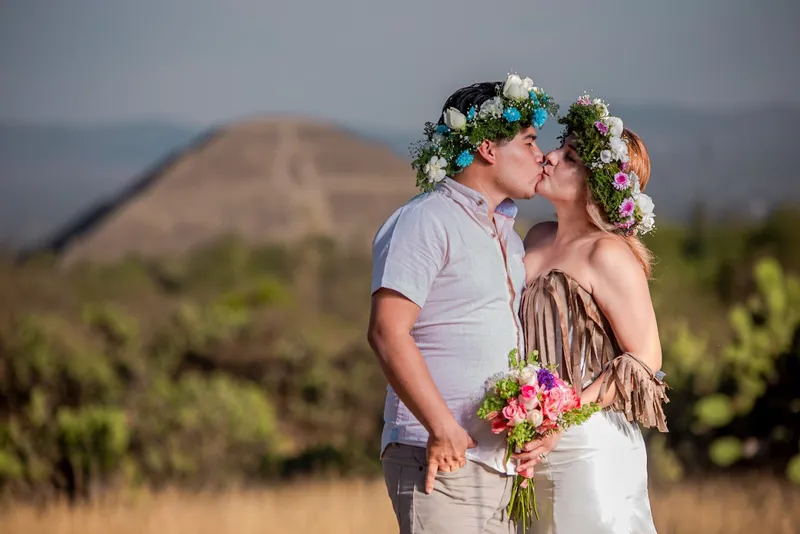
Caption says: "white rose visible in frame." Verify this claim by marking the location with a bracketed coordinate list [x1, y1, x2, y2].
[521, 77, 535, 94]
[635, 193, 655, 217]
[423, 155, 447, 183]
[600, 150, 613, 164]
[478, 97, 503, 118]
[526, 409, 544, 427]
[520, 393, 540, 411]
[443, 107, 467, 130]
[638, 213, 656, 234]
[602, 116, 624, 137]
[609, 136, 629, 161]
[593, 98, 609, 118]
[518, 367, 538, 387]
[503, 74, 528, 100]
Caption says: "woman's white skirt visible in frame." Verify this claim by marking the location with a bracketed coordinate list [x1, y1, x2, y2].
[528, 410, 658, 534]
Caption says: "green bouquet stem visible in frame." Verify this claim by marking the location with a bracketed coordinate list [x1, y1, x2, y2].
[508, 474, 538, 534]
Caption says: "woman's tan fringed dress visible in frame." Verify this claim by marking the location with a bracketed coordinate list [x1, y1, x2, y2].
[520, 270, 668, 534]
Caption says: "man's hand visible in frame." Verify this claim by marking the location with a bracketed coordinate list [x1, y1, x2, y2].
[424, 422, 478, 494]
[512, 432, 562, 473]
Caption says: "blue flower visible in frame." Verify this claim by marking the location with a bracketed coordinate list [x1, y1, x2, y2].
[466, 105, 477, 121]
[435, 124, 450, 134]
[533, 108, 548, 129]
[529, 91, 539, 106]
[503, 107, 521, 122]
[455, 150, 474, 168]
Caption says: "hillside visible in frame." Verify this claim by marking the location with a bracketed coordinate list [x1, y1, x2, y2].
[40, 118, 418, 265]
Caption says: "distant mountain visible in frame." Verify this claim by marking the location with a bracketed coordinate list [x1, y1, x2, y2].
[32, 118, 418, 265]
[0, 121, 201, 246]
[1, 106, 798, 249]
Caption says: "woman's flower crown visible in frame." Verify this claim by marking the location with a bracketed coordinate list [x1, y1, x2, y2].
[558, 94, 656, 236]
[410, 74, 559, 192]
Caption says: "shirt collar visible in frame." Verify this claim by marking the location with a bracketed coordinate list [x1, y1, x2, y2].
[435, 177, 518, 220]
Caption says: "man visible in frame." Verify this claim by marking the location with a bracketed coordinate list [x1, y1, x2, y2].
[368, 74, 559, 534]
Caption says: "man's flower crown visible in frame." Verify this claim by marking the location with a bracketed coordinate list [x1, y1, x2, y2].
[410, 74, 559, 192]
[558, 94, 655, 236]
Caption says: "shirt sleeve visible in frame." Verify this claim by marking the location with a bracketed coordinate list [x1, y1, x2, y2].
[370, 204, 447, 309]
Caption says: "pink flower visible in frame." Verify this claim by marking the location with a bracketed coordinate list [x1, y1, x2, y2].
[561, 387, 581, 411]
[519, 385, 540, 410]
[542, 388, 566, 421]
[485, 410, 500, 421]
[577, 95, 592, 106]
[615, 218, 635, 230]
[595, 121, 609, 135]
[491, 417, 509, 434]
[620, 161, 629, 172]
[613, 172, 631, 190]
[503, 402, 528, 427]
[618, 198, 635, 218]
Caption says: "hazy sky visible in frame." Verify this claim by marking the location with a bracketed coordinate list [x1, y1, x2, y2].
[1, 0, 798, 129]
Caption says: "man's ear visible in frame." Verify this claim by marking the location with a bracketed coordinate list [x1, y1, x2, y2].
[476, 138, 497, 165]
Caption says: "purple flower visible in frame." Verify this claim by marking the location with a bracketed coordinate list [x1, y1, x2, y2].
[613, 172, 631, 190]
[537, 368, 556, 390]
[595, 121, 609, 135]
[620, 161, 629, 172]
[619, 198, 636, 218]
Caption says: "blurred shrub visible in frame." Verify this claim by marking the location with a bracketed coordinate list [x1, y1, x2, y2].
[132, 372, 280, 486]
[657, 257, 800, 482]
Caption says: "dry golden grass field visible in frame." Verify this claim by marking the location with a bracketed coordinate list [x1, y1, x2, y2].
[1, 477, 798, 534]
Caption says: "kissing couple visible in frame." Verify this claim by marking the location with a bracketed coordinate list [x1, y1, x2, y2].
[368, 73, 669, 534]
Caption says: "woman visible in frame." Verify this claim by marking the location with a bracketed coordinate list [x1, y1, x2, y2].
[513, 95, 668, 533]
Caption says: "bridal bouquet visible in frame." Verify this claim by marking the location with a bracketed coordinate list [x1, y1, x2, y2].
[477, 349, 601, 531]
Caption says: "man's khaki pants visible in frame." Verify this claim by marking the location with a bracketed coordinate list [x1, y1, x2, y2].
[382, 443, 514, 534]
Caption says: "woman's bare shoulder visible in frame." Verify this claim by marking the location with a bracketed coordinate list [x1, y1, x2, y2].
[587, 234, 643, 289]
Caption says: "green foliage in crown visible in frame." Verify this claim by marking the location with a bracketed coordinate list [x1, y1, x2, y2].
[559, 94, 655, 236]
[410, 73, 559, 192]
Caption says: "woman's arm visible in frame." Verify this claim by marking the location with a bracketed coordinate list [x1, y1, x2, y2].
[580, 236, 668, 430]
